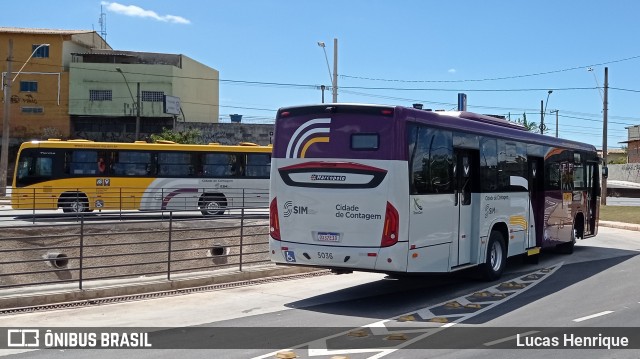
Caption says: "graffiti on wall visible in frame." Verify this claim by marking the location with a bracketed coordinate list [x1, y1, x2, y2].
[10, 94, 38, 104]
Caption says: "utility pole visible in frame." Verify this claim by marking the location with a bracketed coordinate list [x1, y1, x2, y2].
[135, 82, 141, 140]
[0, 39, 13, 197]
[601, 67, 608, 205]
[540, 100, 544, 135]
[550, 110, 559, 137]
[332, 38, 338, 103]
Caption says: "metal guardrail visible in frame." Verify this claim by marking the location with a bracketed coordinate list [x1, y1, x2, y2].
[0, 206, 270, 290]
[8, 186, 269, 209]
[0, 186, 269, 223]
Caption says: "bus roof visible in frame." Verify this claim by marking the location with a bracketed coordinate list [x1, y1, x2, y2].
[276, 103, 596, 153]
[18, 140, 273, 153]
[401, 106, 596, 153]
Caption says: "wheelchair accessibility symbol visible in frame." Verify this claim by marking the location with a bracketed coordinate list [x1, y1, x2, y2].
[284, 251, 296, 263]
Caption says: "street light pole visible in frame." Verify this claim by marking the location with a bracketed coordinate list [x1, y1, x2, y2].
[1, 42, 50, 196]
[0, 39, 13, 197]
[317, 39, 338, 103]
[332, 38, 338, 103]
[540, 90, 553, 135]
[116, 67, 140, 140]
[601, 67, 608, 206]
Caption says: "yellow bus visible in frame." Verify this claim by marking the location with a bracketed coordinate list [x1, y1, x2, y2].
[11, 139, 271, 215]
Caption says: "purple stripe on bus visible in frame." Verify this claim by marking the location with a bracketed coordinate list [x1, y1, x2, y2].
[274, 105, 595, 159]
[161, 188, 199, 210]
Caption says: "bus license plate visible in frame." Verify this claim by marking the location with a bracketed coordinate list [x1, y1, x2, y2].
[316, 232, 340, 242]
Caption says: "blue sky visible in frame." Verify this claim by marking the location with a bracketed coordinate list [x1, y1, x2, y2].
[3, 0, 639, 148]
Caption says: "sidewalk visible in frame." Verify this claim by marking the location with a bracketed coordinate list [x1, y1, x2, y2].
[0, 264, 325, 311]
[599, 220, 640, 232]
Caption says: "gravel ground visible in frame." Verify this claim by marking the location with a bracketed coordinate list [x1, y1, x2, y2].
[0, 217, 270, 288]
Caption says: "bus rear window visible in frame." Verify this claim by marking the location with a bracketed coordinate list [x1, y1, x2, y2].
[351, 134, 379, 150]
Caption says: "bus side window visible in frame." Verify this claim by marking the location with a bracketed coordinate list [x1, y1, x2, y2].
[97, 157, 106, 174]
[480, 138, 498, 191]
[70, 150, 98, 175]
[246, 154, 270, 177]
[545, 162, 561, 190]
[407, 124, 453, 194]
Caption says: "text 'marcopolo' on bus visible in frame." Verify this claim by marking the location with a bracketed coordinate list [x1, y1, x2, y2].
[12, 140, 271, 216]
[269, 104, 600, 280]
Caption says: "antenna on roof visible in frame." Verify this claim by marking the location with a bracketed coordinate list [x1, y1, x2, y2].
[98, 5, 107, 46]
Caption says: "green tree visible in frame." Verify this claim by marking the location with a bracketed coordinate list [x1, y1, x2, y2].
[513, 113, 543, 133]
[150, 127, 203, 144]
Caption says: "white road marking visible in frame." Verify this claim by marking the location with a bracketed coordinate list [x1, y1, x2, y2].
[251, 264, 562, 359]
[573, 310, 614, 322]
[483, 330, 540, 347]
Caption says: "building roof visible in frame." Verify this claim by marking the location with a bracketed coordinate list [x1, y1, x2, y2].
[0, 27, 111, 50]
[597, 149, 627, 154]
[0, 27, 96, 35]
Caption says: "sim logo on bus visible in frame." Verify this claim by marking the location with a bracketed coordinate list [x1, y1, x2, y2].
[283, 201, 311, 217]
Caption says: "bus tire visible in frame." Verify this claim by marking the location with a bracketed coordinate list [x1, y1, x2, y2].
[199, 194, 227, 216]
[479, 230, 507, 281]
[61, 195, 89, 213]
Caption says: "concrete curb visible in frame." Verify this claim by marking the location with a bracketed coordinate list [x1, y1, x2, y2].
[0, 265, 326, 310]
[599, 221, 640, 232]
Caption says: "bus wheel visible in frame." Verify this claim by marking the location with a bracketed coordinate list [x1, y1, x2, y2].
[200, 194, 227, 216]
[479, 230, 506, 281]
[62, 196, 89, 213]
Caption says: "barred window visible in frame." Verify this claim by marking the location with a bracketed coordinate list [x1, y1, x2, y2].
[141, 91, 164, 102]
[20, 81, 38, 92]
[32, 44, 49, 58]
[21, 106, 44, 114]
[89, 90, 112, 101]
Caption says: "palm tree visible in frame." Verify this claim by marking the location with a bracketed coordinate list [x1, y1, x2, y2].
[514, 113, 539, 133]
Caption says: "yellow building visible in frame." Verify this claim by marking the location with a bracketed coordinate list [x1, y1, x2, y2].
[0, 27, 110, 140]
[1, 27, 220, 185]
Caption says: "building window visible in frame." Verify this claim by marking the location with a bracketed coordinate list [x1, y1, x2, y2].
[32, 44, 49, 58]
[21, 106, 44, 114]
[20, 81, 38, 92]
[89, 90, 112, 101]
[141, 91, 164, 102]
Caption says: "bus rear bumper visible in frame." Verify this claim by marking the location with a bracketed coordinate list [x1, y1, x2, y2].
[269, 239, 407, 272]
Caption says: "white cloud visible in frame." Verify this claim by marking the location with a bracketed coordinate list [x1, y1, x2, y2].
[101, 2, 191, 24]
[448, 68, 457, 74]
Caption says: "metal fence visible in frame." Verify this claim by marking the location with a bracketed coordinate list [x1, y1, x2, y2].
[0, 205, 270, 291]
[7, 186, 269, 217]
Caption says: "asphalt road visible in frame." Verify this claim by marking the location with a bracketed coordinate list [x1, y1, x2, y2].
[1, 226, 639, 358]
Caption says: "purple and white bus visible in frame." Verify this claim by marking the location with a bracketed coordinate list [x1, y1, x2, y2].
[269, 104, 599, 279]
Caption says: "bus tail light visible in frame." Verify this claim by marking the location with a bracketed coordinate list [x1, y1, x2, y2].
[381, 201, 399, 247]
[270, 198, 281, 241]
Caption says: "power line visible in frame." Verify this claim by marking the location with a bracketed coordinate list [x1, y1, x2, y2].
[9, 60, 640, 124]
[341, 54, 640, 83]
[12, 60, 633, 94]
